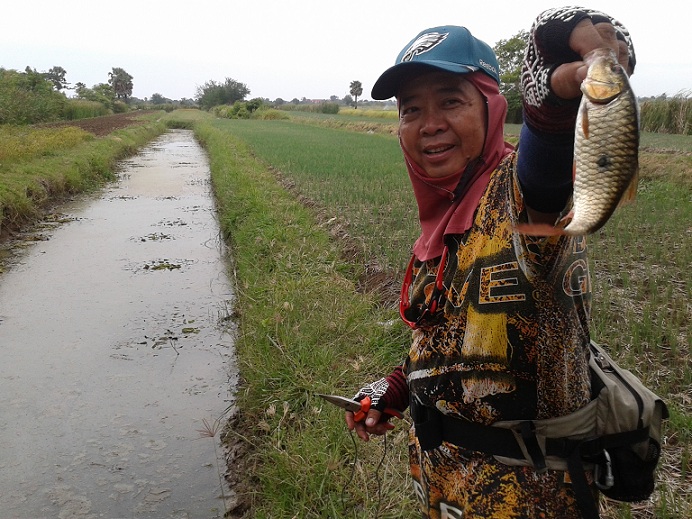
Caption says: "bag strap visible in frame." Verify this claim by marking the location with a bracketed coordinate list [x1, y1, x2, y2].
[560, 429, 650, 519]
[411, 400, 603, 518]
[567, 441, 601, 519]
[411, 400, 526, 458]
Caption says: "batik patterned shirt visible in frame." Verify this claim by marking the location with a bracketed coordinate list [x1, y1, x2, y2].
[403, 153, 594, 518]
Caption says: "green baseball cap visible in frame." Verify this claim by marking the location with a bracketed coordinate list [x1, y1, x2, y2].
[371, 26, 500, 100]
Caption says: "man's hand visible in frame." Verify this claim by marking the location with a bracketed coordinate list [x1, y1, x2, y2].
[521, 7, 635, 134]
[551, 18, 633, 100]
[345, 367, 408, 441]
[345, 408, 394, 442]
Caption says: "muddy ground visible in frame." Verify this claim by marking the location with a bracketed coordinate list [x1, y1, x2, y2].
[40, 110, 156, 136]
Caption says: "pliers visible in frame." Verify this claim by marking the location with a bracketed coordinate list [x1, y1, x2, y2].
[316, 393, 403, 422]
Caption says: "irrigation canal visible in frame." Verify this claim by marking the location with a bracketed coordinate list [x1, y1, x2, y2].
[0, 130, 237, 518]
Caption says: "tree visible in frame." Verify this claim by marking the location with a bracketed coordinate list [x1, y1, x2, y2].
[45, 66, 68, 91]
[23, 67, 48, 91]
[76, 82, 116, 110]
[93, 83, 115, 100]
[150, 93, 167, 105]
[195, 77, 250, 110]
[0, 68, 66, 124]
[493, 30, 529, 124]
[245, 98, 264, 112]
[108, 67, 133, 101]
[350, 80, 363, 109]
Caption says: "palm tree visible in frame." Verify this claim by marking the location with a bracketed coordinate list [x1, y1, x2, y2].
[349, 80, 363, 109]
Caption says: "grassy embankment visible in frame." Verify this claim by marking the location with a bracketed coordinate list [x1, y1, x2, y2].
[185, 112, 417, 518]
[164, 109, 690, 519]
[0, 111, 168, 245]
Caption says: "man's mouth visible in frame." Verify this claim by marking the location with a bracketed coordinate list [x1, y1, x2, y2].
[424, 144, 454, 155]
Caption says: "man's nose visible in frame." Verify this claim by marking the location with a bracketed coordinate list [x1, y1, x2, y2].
[419, 110, 447, 135]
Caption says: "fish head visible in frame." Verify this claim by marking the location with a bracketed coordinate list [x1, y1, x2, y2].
[580, 48, 628, 104]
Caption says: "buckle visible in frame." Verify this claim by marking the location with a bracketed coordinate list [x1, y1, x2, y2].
[594, 450, 615, 490]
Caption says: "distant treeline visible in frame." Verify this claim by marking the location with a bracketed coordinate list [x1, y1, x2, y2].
[1, 66, 689, 134]
[0, 67, 193, 126]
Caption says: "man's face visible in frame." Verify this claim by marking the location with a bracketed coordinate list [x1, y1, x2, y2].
[398, 70, 487, 178]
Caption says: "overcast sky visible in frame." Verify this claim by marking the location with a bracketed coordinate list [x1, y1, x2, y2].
[2, 0, 689, 102]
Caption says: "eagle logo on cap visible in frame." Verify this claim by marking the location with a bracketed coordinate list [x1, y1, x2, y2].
[401, 32, 448, 62]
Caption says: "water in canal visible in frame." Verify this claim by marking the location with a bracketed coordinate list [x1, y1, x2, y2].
[0, 130, 236, 519]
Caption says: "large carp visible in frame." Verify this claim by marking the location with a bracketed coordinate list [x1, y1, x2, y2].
[518, 47, 640, 236]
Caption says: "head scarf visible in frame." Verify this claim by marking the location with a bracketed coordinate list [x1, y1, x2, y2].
[402, 71, 513, 261]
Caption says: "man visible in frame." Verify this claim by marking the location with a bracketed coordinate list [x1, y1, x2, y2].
[346, 7, 635, 518]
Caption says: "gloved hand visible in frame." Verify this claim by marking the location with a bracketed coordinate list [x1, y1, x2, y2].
[521, 6, 635, 134]
[345, 366, 409, 441]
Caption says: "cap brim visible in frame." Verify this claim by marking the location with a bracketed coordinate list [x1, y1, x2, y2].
[371, 61, 479, 100]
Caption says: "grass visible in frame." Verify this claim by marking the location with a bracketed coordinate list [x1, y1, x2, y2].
[203, 119, 417, 273]
[189, 115, 417, 517]
[639, 94, 692, 135]
[0, 112, 167, 236]
[62, 99, 111, 120]
[339, 108, 399, 119]
[172, 110, 690, 519]
[587, 177, 691, 518]
[197, 416, 230, 516]
[0, 124, 93, 163]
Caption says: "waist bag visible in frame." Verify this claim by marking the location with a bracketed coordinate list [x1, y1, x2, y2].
[411, 341, 669, 519]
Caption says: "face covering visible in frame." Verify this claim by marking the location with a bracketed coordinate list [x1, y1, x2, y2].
[402, 71, 513, 261]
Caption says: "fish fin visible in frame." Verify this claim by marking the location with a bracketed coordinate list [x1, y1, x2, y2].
[580, 104, 590, 139]
[618, 167, 639, 207]
[514, 211, 573, 237]
[514, 222, 567, 237]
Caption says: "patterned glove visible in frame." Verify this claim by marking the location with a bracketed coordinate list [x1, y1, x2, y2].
[354, 366, 409, 416]
[521, 6, 635, 134]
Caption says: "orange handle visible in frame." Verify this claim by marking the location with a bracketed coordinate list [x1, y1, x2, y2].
[353, 397, 404, 423]
[353, 396, 371, 422]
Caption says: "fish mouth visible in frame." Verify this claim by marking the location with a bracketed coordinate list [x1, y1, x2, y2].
[582, 78, 621, 103]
